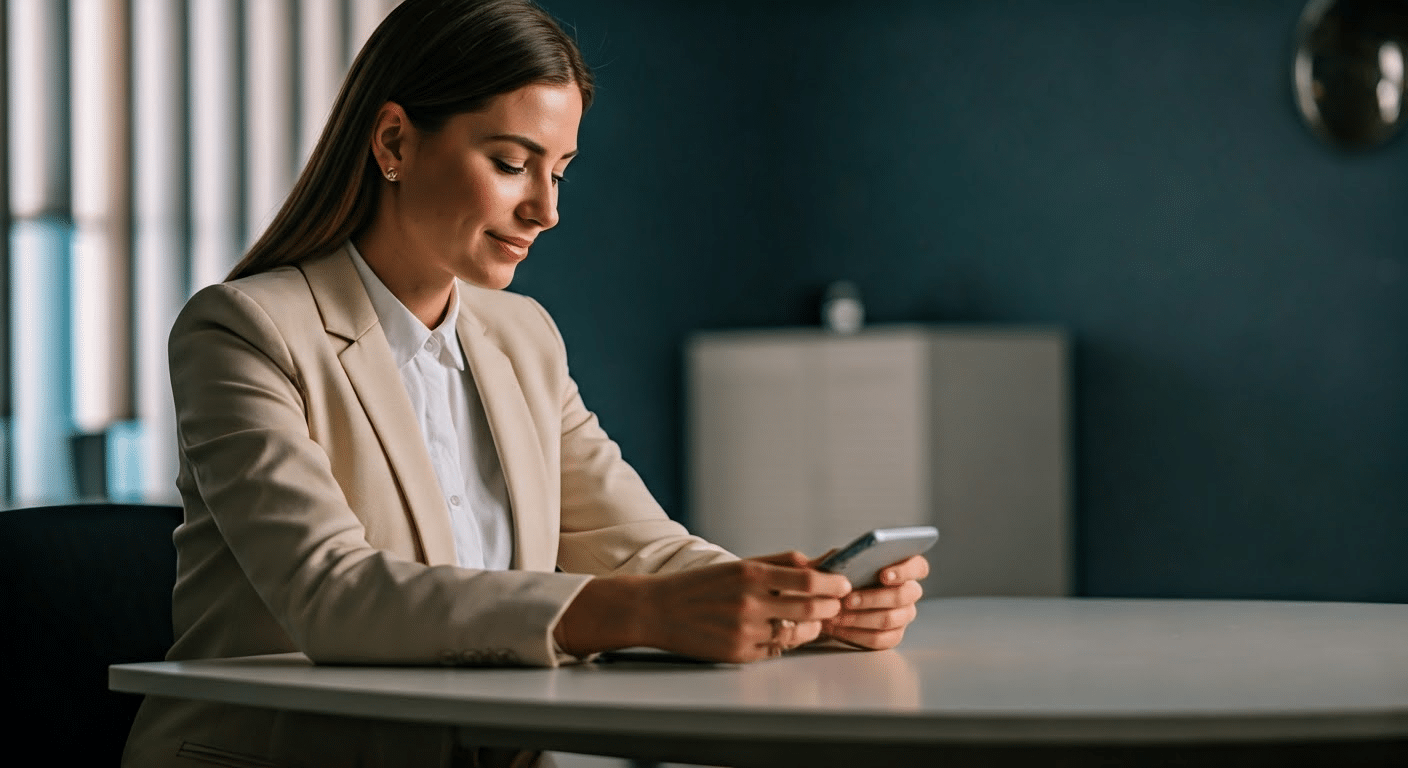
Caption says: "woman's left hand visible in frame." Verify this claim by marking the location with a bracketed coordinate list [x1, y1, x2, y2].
[818, 554, 929, 650]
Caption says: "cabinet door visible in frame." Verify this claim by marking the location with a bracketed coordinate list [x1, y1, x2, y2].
[812, 336, 931, 554]
[689, 333, 929, 558]
[689, 338, 815, 557]
[927, 333, 1070, 596]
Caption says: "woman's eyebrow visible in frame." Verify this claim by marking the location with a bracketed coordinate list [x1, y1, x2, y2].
[486, 133, 579, 159]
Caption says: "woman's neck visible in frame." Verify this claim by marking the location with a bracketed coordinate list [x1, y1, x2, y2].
[353, 225, 453, 329]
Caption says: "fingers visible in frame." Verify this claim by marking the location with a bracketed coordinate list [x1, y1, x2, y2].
[767, 592, 844, 622]
[645, 557, 861, 664]
[874, 555, 929, 587]
[842, 579, 923, 611]
[740, 555, 851, 599]
[818, 561, 926, 652]
[793, 619, 823, 646]
[760, 617, 824, 655]
[824, 623, 908, 651]
[827, 602, 917, 632]
[747, 563, 849, 623]
[748, 560, 851, 598]
[748, 550, 811, 569]
[740, 560, 845, 660]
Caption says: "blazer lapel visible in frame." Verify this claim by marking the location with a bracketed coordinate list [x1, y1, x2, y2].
[456, 301, 555, 572]
[299, 248, 458, 567]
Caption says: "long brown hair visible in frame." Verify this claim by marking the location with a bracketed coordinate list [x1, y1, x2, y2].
[227, 0, 593, 280]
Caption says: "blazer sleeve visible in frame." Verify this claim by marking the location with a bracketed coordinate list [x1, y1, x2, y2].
[519, 298, 738, 577]
[170, 283, 591, 667]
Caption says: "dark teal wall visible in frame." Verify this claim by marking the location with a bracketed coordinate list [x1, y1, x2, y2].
[515, 0, 1408, 602]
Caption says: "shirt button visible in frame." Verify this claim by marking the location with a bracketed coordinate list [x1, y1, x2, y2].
[450, 495, 462, 506]
[424, 338, 437, 351]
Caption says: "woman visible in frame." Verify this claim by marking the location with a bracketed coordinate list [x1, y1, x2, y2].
[125, 1, 928, 766]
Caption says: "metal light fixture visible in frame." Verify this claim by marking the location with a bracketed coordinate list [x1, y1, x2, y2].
[1293, 0, 1408, 150]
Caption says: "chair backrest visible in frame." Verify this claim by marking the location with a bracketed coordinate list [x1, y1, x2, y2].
[0, 502, 183, 765]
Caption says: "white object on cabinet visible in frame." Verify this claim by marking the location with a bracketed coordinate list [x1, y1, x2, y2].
[687, 326, 1070, 597]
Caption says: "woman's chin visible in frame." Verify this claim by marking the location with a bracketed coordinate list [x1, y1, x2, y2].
[462, 265, 517, 291]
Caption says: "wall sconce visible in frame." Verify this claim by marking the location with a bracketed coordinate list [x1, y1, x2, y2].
[1293, 0, 1408, 150]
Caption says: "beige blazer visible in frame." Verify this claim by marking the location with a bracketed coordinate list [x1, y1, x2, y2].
[124, 246, 732, 768]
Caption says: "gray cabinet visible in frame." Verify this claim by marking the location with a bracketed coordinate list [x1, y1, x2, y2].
[687, 326, 1071, 597]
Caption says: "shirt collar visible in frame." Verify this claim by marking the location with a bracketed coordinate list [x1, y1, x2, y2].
[347, 242, 465, 371]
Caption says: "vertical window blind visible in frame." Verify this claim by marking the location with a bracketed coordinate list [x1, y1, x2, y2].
[4, 0, 396, 506]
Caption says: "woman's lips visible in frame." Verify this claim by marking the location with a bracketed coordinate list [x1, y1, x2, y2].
[488, 232, 532, 259]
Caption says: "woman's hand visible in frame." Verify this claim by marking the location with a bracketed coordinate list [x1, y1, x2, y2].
[643, 552, 852, 662]
[554, 552, 851, 663]
[735, 551, 843, 652]
[817, 554, 929, 650]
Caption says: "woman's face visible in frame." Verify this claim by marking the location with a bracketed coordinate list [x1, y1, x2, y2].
[385, 83, 583, 290]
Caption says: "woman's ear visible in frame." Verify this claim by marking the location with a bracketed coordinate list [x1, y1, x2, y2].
[370, 102, 412, 174]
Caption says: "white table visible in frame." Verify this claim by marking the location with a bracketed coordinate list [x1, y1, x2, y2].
[110, 598, 1408, 767]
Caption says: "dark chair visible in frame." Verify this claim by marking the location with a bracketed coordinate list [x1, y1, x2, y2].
[0, 502, 183, 765]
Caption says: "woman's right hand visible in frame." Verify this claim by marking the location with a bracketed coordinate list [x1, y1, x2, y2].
[554, 554, 852, 663]
[647, 553, 853, 662]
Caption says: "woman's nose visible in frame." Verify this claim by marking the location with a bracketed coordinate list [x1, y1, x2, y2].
[518, 177, 559, 230]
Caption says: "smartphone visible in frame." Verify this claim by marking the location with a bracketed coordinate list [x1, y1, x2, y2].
[815, 526, 939, 588]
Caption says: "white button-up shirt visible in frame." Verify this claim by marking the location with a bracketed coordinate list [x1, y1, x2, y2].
[348, 243, 514, 571]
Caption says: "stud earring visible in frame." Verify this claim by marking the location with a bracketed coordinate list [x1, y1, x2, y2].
[385, 167, 398, 182]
